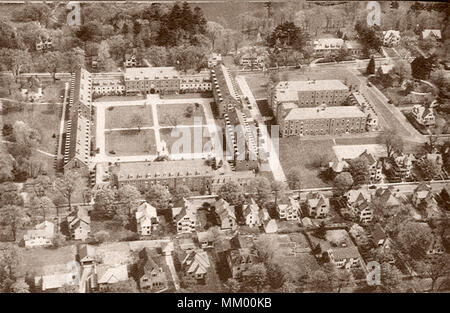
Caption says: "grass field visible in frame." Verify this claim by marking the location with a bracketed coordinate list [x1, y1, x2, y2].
[157, 103, 205, 126]
[279, 138, 337, 188]
[105, 105, 153, 129]
[2, 103, 60, 154]
[159, 126, 211, 155]
[105, 129, 156, 156]
[94, 95, 144, 102]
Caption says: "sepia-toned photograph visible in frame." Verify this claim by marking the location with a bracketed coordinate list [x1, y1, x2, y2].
[0, 0, 449, 299]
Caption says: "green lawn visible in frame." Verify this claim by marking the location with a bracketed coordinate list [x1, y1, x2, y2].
[279, 138, 336, 188]
[159, 126, 211, 155]
[105, 129, 156, 156]
[105, 105, 153, 129]
[95, 95, 144, 102]
[158, 103, 205, 126]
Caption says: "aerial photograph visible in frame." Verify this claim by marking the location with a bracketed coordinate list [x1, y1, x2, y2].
[0, 0, 449, 297]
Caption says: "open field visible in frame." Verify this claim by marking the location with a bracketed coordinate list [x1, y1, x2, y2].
[333, 144, 387, 160]
[279, 138, 336, 188]
[160, 126, 211, 155]
[157, 102, 205, 126]
[105, 105, 153, 129]
[1, 103, 60, 154]
[105, 129, 156, 156]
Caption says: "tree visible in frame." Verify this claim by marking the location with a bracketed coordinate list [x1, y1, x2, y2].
[144, 183, 171, 210]
[12, 121, 41, 148]
[117, 184, 141, 216]
[251, 177, 272, 205]
[240, 264, 268, 292]
[268, 22, 308, 51]
[30, 195, 55, 222]
[0, 205, 26, 241]
[333, 172, 354, 196]
[171, 184, 191, 204]
[55, 170, 83, 211]
[217, 181, 245, 207]
[397, 221, 432, 259]
[0, 246, 20, 292]
[271, 181, 287, 206]
[366, 56, 376, 75]
[415, 255, 450, 291]
[0, 49, 33, 82]
[206, 21, 224, 50]
[308, 270, 333, 292]
[347, 157, 370, 186]
[0, 150, 15, 183]
[380, 262, 402, 292]
[0, 182, 23, 207]
[411, 56, 433, 80]
[332, 269, 352, 293]
[419, 159, 442, 181]
[391, 59, 411, 83]
[10, 279, 30, 293]
[380, 129, 404, 157]
[94, 189, 118, 218]
[287, 169, 302, 199]
[224, 278, 241, 293]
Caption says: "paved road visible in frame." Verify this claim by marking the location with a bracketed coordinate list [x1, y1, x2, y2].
[235, 75, 287, 182]
[57, 82, 70, 160]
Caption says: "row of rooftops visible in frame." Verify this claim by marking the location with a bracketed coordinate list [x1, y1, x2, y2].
[275, 79, 349, 103]
[283, 105, 366, 121]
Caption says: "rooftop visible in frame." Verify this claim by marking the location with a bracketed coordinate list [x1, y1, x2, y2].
[124, 67, 180, 81]
[284, 105, 366, 120]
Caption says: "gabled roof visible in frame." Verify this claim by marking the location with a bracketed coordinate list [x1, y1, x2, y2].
[329, 246, 360, 260]
[372, 224, 387, 243]
[243, 198, 259, 218]
[96, 264, 129, 285]
[358, 149, 377, 165]
[215, 198, 236, 220]
[78, 244, 95, 261]
[136, 201, 158, 224]
[182, 249, 210, 275]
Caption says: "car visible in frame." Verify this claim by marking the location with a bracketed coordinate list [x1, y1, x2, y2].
[367, 82, 372, 87]
[369, 185, 377, 189]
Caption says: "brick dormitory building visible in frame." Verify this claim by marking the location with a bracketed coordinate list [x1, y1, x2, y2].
[271, 79, 374, 137]
[64, 68, 93, 174]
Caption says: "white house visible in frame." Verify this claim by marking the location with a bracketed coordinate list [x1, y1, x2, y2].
[305, 192, 330, 218]
[422, 29, 441, 40]
[412, 105, 435, 126]
[136, 201, 159, 236]
[382, 30, 401, 46]
[277, 197, 300, 221]
[327, 246, 361, 269]
[24, 221, 55, 248]
[243, 198, 261, 227]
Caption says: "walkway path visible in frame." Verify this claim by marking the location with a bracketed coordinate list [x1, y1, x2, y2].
[165, 254, 180, 291]
[57, 82, 70, 160]
[235, 75, 287, 182]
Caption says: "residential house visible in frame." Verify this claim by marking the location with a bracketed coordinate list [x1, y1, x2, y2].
[358, 150, 382, 182]
[214, 198, 237, 230]
[172, 198, 197, 234]
[382, 30, 401, 46]
[422, 29, 442, 41]
[124, 53, 138, 67]
[208, 53, 222, 68]
[181, 249, 211, 285]
[227, 248, 259, 279]
[372, 224, 387, 246]
[305, 192, 330, 218]
[427, 234, 445, 255]
[328, 160, 349, 176]
[21, 76, 43, 102]
[95, 264, 129, 290]
[77, 244, 96, 266]
[243, 198, 261, 227]
[197, 231, 215, 249]
[412, 105, 435, 126]
[35, 271, 79, 292]
[389, 152, 415, 180]
[313, 38, 344, 57]
[24, 221, 55, 248]
[374, 187, 402, 208]
[67, 207, 91, 241]
[412, 183, 432, 207]
[327, 246, 361, 269]
[277, 197, 300, 221]
[263, 219, 278, 234]
[136, 248, 168, 291]
[136, 201, 159, 236]
[344, 188, 373, 224]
